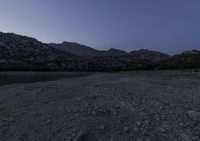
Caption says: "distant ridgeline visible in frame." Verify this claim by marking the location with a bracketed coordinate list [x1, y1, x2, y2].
[0, 32, 199, 71]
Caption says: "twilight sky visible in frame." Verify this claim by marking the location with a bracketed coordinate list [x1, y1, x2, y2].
[0, 0, 200, 54]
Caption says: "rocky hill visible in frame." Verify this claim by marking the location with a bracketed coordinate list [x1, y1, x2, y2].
[85, 49, 170, 71]
[0, 32, 87, 71]
[0, 32, 199, 71]
[157, 50, 200, 70]
[49, 42, 127, 57]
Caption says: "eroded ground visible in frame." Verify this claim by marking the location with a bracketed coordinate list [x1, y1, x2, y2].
[0, 71, 200, 141]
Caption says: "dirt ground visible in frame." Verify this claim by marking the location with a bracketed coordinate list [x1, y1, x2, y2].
[0, 71, 200, 141]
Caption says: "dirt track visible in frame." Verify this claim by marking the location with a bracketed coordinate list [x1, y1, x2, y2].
[0, 71, 200, 141]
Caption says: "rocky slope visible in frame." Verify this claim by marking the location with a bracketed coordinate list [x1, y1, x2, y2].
[0, 31, 199, 71]
[85, 50, 169, 71]
[157, 50, 200, 70]
[0, 32, 87, 71]
[49, 42, 127, 57]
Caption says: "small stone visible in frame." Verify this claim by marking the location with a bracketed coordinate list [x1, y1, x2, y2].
[92, 111, 96, 115]
[141, 99, 146, 104]
[179, 122, 184, 126]
[134, 127, 138, 131]
[113, 110, 117, 115]
[136, 121, 141, 126]
[132, 102, 137, 106]
[42, 119, 52, 125]
[104, 88, 109, 91]
[123, 126, 129, 133]
[171, 104, 176, 108]
[139, 112, 146, 116]
[152, 96, 158, 100]
[81, 117, 88, 121]
[100, 125, 105, 130]
[77, 97, 82, 101]
[159, 127, 166, 133]
[120, 102, 125, 106]
[73, 109, 79, 113]
[80, 108, 85, 112]
[187, 110, 200, 122]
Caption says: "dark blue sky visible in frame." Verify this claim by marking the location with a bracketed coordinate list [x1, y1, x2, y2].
[0, 0, 200, 54]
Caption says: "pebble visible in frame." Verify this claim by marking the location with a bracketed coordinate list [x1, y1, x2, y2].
[120, 102, 125, 106]
[187, 110, 200, 122]
[132, 102, 137, 106]
[136, 121, 141, 126]
[91, 111, 96, 115]
[77, 97, 82, 101]
[104, 88, 109, 91]
[100, 125, 105, 130]
[134, 127, 138, 131]
[141, 99, 146, 104]
[158, 127, 166, 133]
[45, 119, 52, 125]
[123, 126, 129, 133]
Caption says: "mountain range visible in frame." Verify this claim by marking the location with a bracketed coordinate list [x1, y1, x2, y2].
[0, 32, 199, 71]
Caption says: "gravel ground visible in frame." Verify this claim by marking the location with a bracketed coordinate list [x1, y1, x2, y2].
[0, 71, 200, 141]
